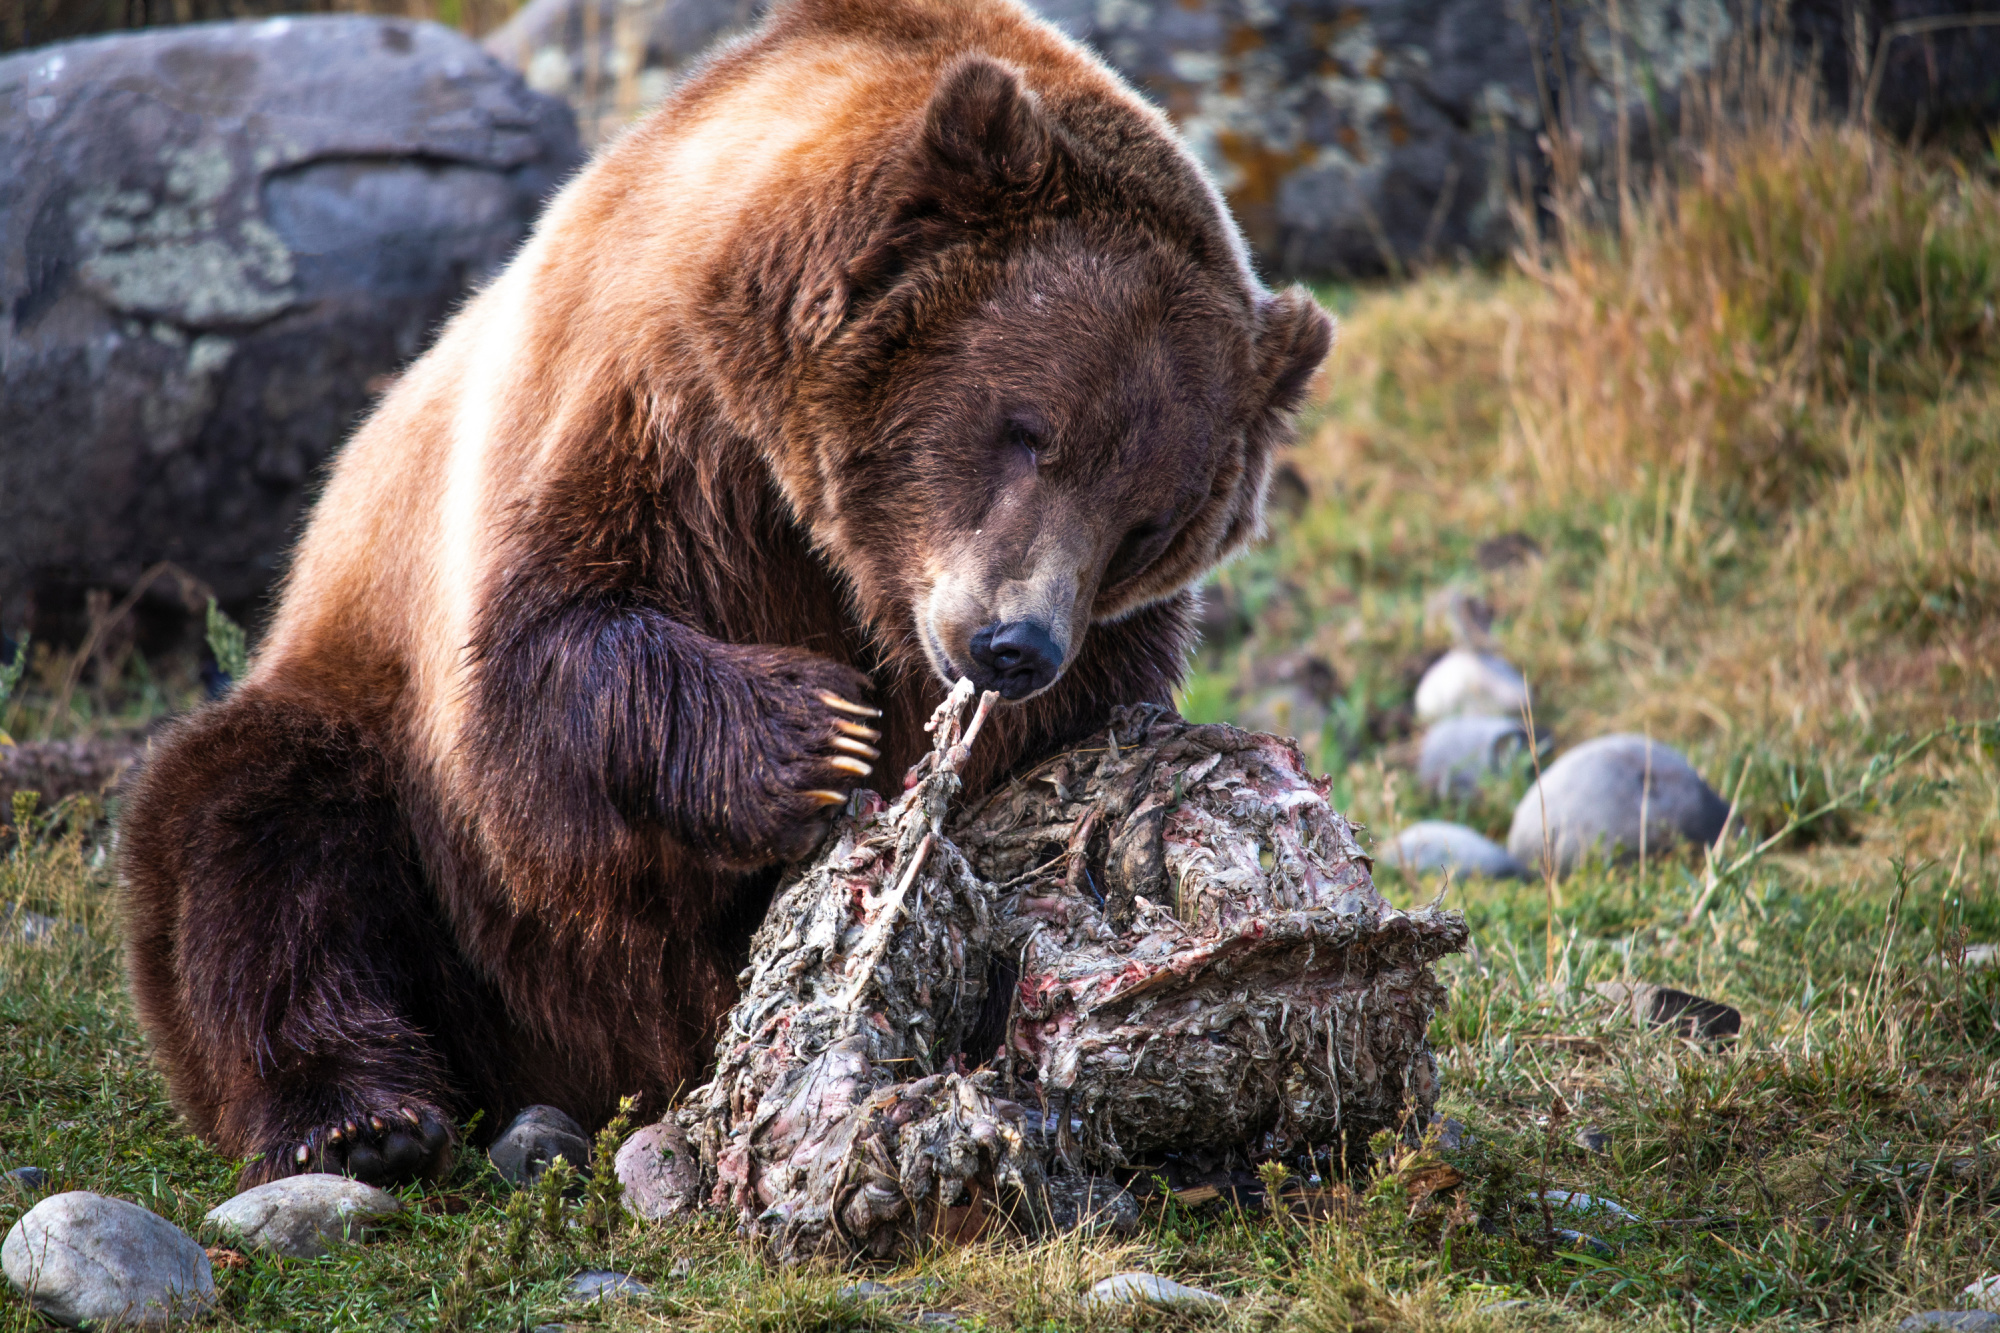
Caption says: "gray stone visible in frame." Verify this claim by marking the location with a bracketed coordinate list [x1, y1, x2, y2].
[1508, 734, 1730, 874]
[1418, 715, 1530, 799]
[1, 17, 581, 629]
[2, 1191, 216, 1328]
[838, 1280, 898, 1302]
[1431, 1116, 1470, 1150]
[1572, 1125, 1609, 1154]
[1414, 650, 1529, 724]
[1537, 1189, 1640, 1223]
[1968, 1274, 2000, 1311]
[490, 1105, 590, 1186]
[566, 1269, 651, 1302]
[203, 1173, 401, 1259]
[5, 1167, 48, 1192]
[613, 1119, 701, 1220]
[1901, 1315, 2000, 1332]
[1084, 1272, 1228, 1311]
[1384, 821, 1525, 880]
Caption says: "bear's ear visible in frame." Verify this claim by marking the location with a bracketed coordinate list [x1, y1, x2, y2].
[913, 55, 1067, 220]
[1252, 285, 1335, 418]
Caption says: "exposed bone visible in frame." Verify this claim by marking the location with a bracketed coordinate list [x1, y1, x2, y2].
[677, 685, 1467, 1263]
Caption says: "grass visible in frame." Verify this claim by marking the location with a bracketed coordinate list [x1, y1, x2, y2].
[7, 65, 2000, 1333]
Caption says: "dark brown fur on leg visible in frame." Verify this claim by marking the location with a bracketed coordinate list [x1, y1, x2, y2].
[121, 687, 470, 1188]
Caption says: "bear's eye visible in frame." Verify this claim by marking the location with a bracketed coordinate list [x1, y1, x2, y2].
[1004, 422, 1040, 465]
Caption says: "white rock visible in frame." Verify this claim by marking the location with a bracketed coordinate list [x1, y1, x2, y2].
[2, 1191, 216, 1328]
[1418, 714, 1530, 797]
[1384, 821, 1525, 880]
[1414, 649, 1529, 724]
[204, 1173, 400, 1259]
[1507, 734, 1730, 874]
[1967, 1274, 2000, 1310]
[1084, 1272, 1228, 1310]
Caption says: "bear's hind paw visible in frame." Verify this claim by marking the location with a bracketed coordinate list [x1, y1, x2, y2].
[248, 1104, 453, 1190]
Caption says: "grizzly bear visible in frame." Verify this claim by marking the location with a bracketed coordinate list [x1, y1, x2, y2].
[120, 0, 1333, 1188]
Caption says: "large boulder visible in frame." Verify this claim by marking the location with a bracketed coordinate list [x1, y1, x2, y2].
[486, 0, 2000, 279]
[0, 17, 583, 631]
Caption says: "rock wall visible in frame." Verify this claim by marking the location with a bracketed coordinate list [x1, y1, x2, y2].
[0, 17, 582, 631]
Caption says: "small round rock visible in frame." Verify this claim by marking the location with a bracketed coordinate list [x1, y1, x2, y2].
[5, 1166, 48, 1192]
[1084, 1272, 1227, 1310]
[614, 1119, 701, 1220]
[489, 1105, 591, 1187]
[1901, 1315, 2000, 1332]
[1418, 714, 1530, 798]
[567, 1270, 650, 1302]
[3, 1191, 216, 1329]
[1414, 649, 1529, 724]
[1385, 821, 1526, 880]
[205, 1173, 401, 1259]
[1507, 734, 1729, 874]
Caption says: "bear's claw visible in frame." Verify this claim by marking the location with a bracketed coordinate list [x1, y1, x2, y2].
[827, 756, 873, 777]
[819, 691, 883, 718]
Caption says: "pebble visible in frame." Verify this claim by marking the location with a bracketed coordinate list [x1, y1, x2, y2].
[1418, 715, 1530, 798]
[1902, 1315, 2000, 1332]
[489, 1105, 590, 1186]
[5, 1166, 47, 1192]
[1969, 1274, 2000, 1310]
[1084, 1272, 1228, 1310]
[1552, 1228, 1612, 1256]
[566, 1269, 651, 1302]
[1537, 1189, 1640, 1223]
[1385, 821, 1526, 880]
[2, 1191, 217, 1329]
[1507, 734, 1730, 874]
[1572, 1126, 1609, 1154]
[1431, 1116, 1471, 1150]
[1413, 649, 1529, 724]
[1959, 944, 1999, 969]
[204, 1173, 401, 1259]
[613, 1119, 701, 1220]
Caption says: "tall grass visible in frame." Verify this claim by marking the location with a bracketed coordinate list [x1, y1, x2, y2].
[1507, 41, 2000, 506]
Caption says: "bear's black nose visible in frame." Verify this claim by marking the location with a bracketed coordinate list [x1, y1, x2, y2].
[968, 620, 1064, 700]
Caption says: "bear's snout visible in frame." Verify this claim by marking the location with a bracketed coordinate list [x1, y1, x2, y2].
[968, 620, 1065, 700]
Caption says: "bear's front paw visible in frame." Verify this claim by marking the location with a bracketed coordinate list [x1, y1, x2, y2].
[728, 653, 883, 864]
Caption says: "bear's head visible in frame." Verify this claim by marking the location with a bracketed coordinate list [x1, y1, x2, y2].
[782, 55, 1333, 702]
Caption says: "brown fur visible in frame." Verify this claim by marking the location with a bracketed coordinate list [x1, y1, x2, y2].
[119, 0, 1332, 1187]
